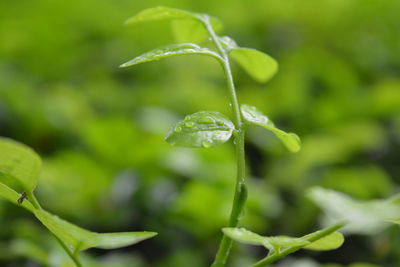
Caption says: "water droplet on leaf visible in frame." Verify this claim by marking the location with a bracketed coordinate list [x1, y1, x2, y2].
[174, 126, 182, 133]
[184, 121, 195, 128]
[216, 121, 224, 126]
[202, 140, 212, 148]
[197, 117, 215, 124]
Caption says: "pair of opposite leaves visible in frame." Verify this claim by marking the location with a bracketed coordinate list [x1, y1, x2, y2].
[120, 7, 300, 153]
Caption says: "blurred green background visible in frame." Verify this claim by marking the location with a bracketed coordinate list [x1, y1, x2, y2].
[0, 0, 399, 266]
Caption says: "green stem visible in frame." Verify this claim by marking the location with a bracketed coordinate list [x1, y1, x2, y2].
[28, 191, 83, 267]
[202, 15, 248, 267]
[251, 222, 346, 267]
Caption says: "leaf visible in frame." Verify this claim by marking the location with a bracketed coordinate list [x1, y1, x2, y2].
[302, 231, 344, 251]
[171, 17, 223, 44]
[230, 48, 278, 83]
[222, 228, 265, 246]
[0, 182, 35, 212]
[0, 137, 41, 192]
[125, 7, 223, 44]
[165, 111, 234, 148]
[308, 187, 400, 234]
[34, 209, 157, 252]
[223, 227, 309, 252]
[119, 43, 222, 68]
[240, 105, 301, 152]
[125, 6, 200, 24]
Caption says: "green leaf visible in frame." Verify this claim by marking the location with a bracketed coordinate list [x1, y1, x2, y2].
[222, 228, 309, 252]
[119, 43, 222, 68]
[171, 17, 223, 44]
[230, 48, 278, 83]
[125, 6, 200, 24]
[0, 182, 34, 212]
[165, 111, 234, 148]
[34, 209, 157, 252]
[240, 105, 301, 152]
[125, 7, 223, 44]
[0, 137, 41, 192]
[308, 187, 400, 234]
[302, 231, 344, 251]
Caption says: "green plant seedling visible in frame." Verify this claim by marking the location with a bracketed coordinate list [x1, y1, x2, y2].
[120, 6, 350, 267]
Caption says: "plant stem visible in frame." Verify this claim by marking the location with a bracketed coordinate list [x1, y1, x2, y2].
[28, 191, 83, 267]
[202, 15, 247, 267]
[251, 222, 346, 267]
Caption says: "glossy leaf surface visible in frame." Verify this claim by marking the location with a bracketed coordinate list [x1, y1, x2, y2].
[230, 48, 278, 83]
[34, 209, 157, 251]
[308, 187, 400, 234]
[120, 43, 221, 68]
[241, 105, 301, 152]
[0, 137, 41, 192]
[165, 111, 234, 148]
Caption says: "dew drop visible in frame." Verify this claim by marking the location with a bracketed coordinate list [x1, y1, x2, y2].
[184, 121, 195, 128]
[174, 126, 182, 133]
[198, 117, 215, 124]
[185, 115, 192, 120]
[202, 140, 212, 148]
[216, 121, 224, 126]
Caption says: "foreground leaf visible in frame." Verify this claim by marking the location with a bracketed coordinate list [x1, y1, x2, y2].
[120, 43, 222, 68]
[34, 209, 157, 252]
[241, 105, 301, 152]
[308, 187, 400, 234]
[223, 227, 343, 253]
[230, 48, 278, 83]
[165, 111, 234, 148]
[0, 182, 34, 212]
[0, 137, 41, 192]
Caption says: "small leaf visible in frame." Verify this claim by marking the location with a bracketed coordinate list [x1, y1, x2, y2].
[241, 105, 301, 152]
[0, 182, 34, 212]
[308, 187, 400, 234]
[222, 228, 265, 246]
[230, 48, 278, 83]
[223, 227, 308, 252]
[0, 137, 41, 192]
[125, 7, 223, 44]
[125, 6, 200, 25]
[302, 231, 344, 251]
[34, 209, 157, 252]
[171, 17, 223, 44]
[165, 111, 234, 148]
[119, 43, 222, 68]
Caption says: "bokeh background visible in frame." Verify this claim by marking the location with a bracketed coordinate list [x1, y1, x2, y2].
[0, 0, 399, 266]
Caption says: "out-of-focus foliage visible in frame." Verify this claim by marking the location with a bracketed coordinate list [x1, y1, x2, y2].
[0, 0, 399, 266]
